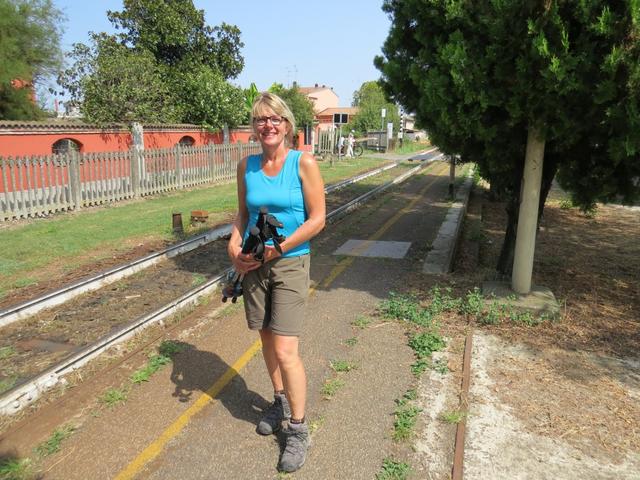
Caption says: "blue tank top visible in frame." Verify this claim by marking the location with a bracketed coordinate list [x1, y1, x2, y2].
[244, 150, 309, 257]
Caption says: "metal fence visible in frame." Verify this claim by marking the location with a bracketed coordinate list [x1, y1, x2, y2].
[0, 142, 262, 221]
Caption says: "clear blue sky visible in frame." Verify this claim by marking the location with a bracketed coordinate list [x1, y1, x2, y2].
[54, 0, 393, 106]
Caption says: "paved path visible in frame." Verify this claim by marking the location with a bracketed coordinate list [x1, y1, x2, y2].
[3, 153, 469, 479]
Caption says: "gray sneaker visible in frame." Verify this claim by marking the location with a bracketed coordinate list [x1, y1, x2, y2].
[278, 421, 310, 473]
[257, 393, 290, 435]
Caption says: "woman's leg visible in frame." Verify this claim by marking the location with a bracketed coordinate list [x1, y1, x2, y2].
[259, 329, 284, 392]
[272, 333, 306, 420]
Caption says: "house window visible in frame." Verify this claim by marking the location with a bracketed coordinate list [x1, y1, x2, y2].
[178, 136, 195, 147]
[52, 138, 81, 155]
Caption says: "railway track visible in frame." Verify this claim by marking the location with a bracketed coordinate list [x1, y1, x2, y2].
[0, 153, 442, 415]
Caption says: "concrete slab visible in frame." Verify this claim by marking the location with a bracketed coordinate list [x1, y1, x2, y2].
[482, 281, 560, 316]
[333, 239, 412, 259]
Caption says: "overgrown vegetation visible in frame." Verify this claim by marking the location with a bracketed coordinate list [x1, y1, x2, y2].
[0, 457, 34, 480]
[393, 389, 421, 441]
[35, 424, 76, 457]
[376, 458, 411, 480]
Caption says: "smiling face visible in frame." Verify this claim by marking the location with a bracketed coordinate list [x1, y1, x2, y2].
[253, 108, 289, 148]
[251, 92, 297, 148]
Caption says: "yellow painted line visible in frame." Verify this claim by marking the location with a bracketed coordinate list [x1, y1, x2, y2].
[114, 340, 262, 480]
[115, 160, 447, 479]
[321, 161, 449, 288]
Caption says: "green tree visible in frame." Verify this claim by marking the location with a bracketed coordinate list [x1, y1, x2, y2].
[180, 65, 245, 128]
[0, 0, 64, 119]
[268, 83, 315, 128]
[58, 0, 245, 128]
[350, 81, 399, 135]
[376, 1, 640, 276]
[107, 1, 243, 79]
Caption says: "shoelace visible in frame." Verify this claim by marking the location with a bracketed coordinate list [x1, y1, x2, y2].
[283, 429, 308, 456]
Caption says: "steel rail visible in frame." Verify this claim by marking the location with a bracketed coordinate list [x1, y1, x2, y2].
[0, 161, 402, 328]
[0, 154, 442, 416]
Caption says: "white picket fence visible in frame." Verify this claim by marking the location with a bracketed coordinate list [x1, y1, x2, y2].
[0, 142, 262, 221]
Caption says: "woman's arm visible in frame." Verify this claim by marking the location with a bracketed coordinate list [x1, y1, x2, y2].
[228, 157, 261, 274]
[263, 152, 326, 261]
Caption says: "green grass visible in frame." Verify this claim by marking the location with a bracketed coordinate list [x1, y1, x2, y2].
[440, 410, 467, 424]
[0, 346, 15, 360]
[99, 387, 128, 408]
[329, 360, 357, 373]
[351, 315, 373, 328]
[0, 157, 392, 299]
[344, 337, 358, 347]
[376, 458, 411, 480]
[393, 405, 422, 441]
[0, 457, 34, 480]
[392, 139, 431, 155]
[320, 378, 345, 398]
[131, 340, 185, 384]
[0, 376, 17, 395]
[408, 331, 446, 359]
[35, 425, 75, 457]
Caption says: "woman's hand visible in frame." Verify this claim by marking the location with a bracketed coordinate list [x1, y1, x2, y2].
[229, 245, 262, 275]
[262, 245, 283, 264]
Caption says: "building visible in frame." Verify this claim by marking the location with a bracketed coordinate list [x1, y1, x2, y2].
[297, 84, 339, 113]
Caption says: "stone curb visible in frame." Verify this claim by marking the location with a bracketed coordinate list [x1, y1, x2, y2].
[422, 166, 476, 274]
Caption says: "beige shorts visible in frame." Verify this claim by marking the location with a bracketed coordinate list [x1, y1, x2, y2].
[241, 255, 310, 336]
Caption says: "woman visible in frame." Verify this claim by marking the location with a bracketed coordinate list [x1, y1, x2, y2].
[227, 92, 325, 473]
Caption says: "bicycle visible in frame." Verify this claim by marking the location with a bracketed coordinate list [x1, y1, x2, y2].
[335, 141, 364, 157]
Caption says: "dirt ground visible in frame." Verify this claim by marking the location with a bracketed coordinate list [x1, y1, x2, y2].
[1, 169, 638, 479]
[413, 184, 640, 479]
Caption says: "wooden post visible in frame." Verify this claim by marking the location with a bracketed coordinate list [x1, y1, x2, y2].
[130, 147, 140, 198]
[172, 212, 184, 234]
[175, 145, 183, 190]
[69, 151, 81, 211]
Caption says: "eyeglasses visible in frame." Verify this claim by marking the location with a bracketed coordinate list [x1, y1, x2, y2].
[254, 116, 286, 126]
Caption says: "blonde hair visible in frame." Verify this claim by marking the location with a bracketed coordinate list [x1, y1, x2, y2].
[251, 92, 297, 146]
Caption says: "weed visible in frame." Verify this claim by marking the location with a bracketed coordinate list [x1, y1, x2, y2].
[429, 286, 461, 314]
[460, 288, 484, 317]
[344, 337, 358, 347]
[376, 458, 411, 480]
[432, 358, 449, 374]
[308, 416, 325, 434]
[0, 346, 15, 360]
[380, 293, 432, 326]
[330, 360, 357, 373]
[0, 457, 34, 480]
[320, 378, 345, 398]
[158, 340, 186, 357]
[582, 203, 598, 218]
[35, 424, 75, 457]
[191, 273, 207, 286]
[351, 315, 372, 329]
[99, 387, 128, 408]
[0, 375, 17, 395]
[408, 331, 446, 359]
[480, 300, 502, 325]
[131, 354, 172, 384]
[393, 405, 422, 441]
[559, 198, 573, 209]
[411, 358, 430, 377]
[440, 410, 467, 424]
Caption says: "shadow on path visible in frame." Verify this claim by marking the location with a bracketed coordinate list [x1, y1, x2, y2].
[167, 342, 269, 427]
